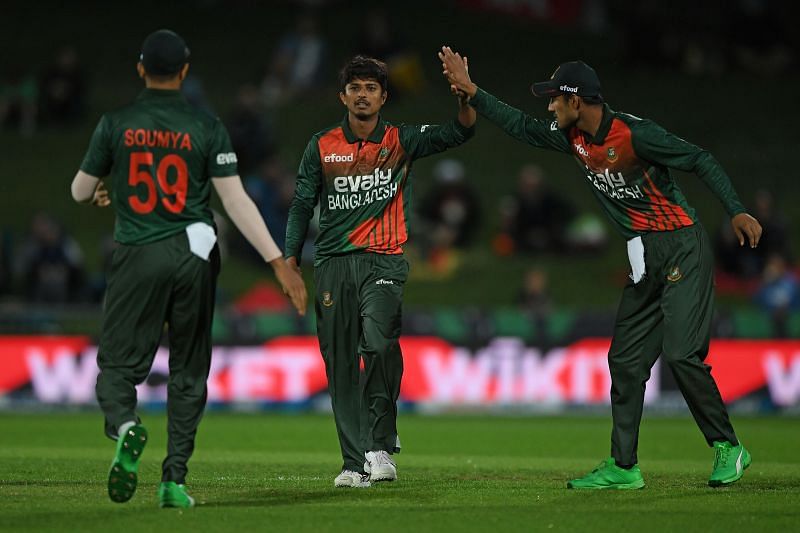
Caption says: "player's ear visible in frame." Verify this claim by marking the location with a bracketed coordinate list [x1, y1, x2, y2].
[338, 92, 347, 106]
[179, 63, 190, 81]
[381, 89, 388, 104]
[137, 62, 146, 79]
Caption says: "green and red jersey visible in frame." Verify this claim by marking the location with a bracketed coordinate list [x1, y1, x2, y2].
[285, 115, 474, 265]
[80, 89, 238, 245]
[470, 88, 746, 240]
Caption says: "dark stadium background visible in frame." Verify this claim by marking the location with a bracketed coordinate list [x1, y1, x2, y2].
[1, 0, 798, 411]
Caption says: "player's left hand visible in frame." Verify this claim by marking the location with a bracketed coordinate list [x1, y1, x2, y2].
[731, 212, 762, 248]
[92, 181, 111, 207]
[438, 46, 477, 99]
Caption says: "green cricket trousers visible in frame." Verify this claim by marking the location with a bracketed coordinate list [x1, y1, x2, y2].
[314, 253, 408, 473]
[95, 231, 219, 483]
[609, 224, 737, 466]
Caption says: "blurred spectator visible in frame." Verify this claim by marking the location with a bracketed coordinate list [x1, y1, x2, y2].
[494, 164, 576, 255]
[0, 229, 12, 296]
[516, 267, 553, 348]
[0, 66, 38, 136]
[753, 254, 800, 338]
[715, 189, 790, 279]
[243, 157, 295, 254]
[356, 9, 425, 96]
[728, 0, 794, 76]
[419, 159, 481, 248]
[39, 46, 86, 126]
[226, 83, 277, 177]
[181, 74, 214, 114]
[261, 13, 327, 107]
[17, 213, 86, 303]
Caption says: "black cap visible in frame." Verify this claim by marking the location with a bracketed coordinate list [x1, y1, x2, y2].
[139, 29, 190, 75]
[531, 61, 602, 100]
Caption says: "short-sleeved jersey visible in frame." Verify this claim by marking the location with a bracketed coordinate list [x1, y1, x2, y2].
[470, 88, 746, 240]
[285, 115, 474, 265]
[80, 89, 238, 245]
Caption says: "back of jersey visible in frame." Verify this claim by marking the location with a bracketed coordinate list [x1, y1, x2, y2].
[80, 88, 238, 245]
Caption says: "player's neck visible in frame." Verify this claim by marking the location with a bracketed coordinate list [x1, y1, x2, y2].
[348, 113, 379, 141]
[144, 79, 182, 91]
[576, 106, 603, 138]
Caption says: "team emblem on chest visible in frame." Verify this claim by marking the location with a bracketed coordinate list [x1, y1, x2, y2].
[666, 265, 682, 282]
[607, 147, 618, 163]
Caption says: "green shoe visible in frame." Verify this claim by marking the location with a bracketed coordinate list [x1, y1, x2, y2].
[708, 441, 751, 487]
[159, 481, 196, 508]
[567, 457, 645, 490]
[108, 424, 148, 503]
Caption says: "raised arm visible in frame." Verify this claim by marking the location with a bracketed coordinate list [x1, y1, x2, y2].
[439, 46, 570, 153]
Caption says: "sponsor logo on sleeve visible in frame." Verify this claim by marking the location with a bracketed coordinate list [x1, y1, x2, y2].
[216, 152, 238, 165]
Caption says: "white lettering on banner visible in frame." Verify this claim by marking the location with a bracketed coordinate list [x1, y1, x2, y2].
[764, 352, 800, 406]
[422, 347, 493, 402]
[9, 337, 800, 408]
[27, 346, 98, 403]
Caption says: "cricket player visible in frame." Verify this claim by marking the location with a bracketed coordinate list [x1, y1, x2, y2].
[285, 56, 475, 487]
[71, 29, 306, 507]
[440, 47, 762, 489]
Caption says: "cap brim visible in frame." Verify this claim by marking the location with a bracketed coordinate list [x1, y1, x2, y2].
[531, 81, 561, 97]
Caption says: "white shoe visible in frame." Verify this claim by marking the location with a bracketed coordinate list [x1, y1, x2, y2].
[364, 451, 397, 482]
[334, 470, 370, 488]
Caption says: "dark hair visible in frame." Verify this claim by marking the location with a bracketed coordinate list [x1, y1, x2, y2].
[562, 93, 604, 105]
[339, 55, 388, 92]
[144, 70, 183, 83]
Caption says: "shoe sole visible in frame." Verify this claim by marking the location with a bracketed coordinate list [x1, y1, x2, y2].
[708, 452, 752, 487]
[369, 467, 397, 483]
[159, 496, 196, 508]
[567, 479, 645, 490]
[334, 480, 371, 488]
[108, 425, 148, 503]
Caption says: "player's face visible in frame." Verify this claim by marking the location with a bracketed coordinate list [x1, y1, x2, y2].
[548, 94, 578, 129]
[340, 78, 387, 120]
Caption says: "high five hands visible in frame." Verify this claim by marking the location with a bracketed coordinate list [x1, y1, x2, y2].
[439, 46, 478, 101]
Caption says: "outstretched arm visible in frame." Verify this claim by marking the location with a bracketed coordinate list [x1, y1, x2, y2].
[213, 175, 307, 315]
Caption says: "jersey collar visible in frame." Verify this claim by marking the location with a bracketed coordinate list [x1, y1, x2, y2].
[342, 114, 388, 144]
[586, 103, 614, 145]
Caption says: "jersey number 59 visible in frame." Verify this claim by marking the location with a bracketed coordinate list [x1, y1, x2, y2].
[128, 151, 188, 215]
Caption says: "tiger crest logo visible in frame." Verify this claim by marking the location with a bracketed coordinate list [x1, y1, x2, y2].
[322, 291, 334, 307]
[378, 147, 390, 160]
[666, 265, 682, 282]
[607, 147, 618, 163]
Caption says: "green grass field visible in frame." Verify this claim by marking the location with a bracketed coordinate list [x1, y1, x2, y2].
[0, 413, 798, 532]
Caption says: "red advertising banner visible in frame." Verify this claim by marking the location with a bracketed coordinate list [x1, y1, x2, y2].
[1, 336, 799, 408]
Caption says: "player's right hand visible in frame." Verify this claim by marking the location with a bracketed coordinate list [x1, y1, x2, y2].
[273, 256, 307, 316]
[92, 181, 111, 207]
[438, 46, 477, 99]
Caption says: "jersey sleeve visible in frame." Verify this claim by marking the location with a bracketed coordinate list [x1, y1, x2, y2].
[207, 119, 239, 178]
[630, 119, 746, 217]
[398, 119, 475, 160]
[470, 88, 571, 154]
[285, 138, 322, 261]
[79, 114, 113, 177]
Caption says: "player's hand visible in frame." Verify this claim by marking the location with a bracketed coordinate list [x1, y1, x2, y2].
[731, 212, 762, 248]
[92, 181, 111, 207]
[438, 46, 477, 99]
[272, 257, 307, 316]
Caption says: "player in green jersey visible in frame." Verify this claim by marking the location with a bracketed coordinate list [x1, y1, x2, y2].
[285, 56, 475, 487]
[71, 29, 306, 507]
[439, 47, 762, 489]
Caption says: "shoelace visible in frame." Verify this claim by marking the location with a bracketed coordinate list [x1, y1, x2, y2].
[373, 451, 395, 466]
